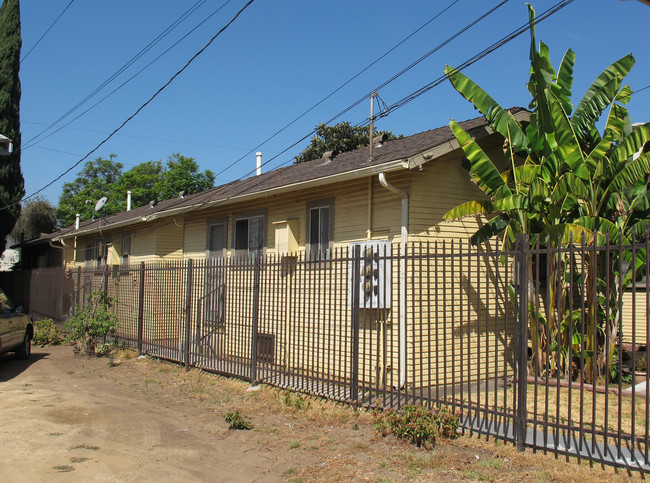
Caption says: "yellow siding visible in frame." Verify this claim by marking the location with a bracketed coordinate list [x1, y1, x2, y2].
[183, 218, 208, 259]
[410, 153, 488, 241]
[155, 221, 183, 259]
[621, 289, 649, 345]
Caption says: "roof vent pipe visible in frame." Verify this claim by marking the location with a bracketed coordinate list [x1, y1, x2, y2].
[256, 152, 262, 176]
[127, 191, 132, 211]
[75, 214, 80, 230]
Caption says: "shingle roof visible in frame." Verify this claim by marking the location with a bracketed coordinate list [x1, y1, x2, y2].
[55, 108, 527, 239]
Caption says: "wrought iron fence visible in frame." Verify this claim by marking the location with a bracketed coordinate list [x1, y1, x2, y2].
[7, 236, 649, 473]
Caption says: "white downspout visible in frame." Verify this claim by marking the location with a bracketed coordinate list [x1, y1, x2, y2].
[378, 172, 408, 388]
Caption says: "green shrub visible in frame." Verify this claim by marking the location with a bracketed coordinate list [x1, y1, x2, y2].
[33, 318, 63, 346]
[65, 290, 118, 356]
[282, 390, 310, 410]
[373, 404, 461, 448]
[224, 410, 252, 430]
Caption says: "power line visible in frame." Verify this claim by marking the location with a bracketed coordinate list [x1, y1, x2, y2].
[251, 0, 573, 182]
[8, 0, 256, 209]
[20, 0, 75, 64]
[45, 0, 576, 226]
[212, 0, 504, 181]
[23, 0, 236, 152]
[22, 0, 212, 149]
[373, 0, 574, 121]
[219, 0, 511, 181]
[208, 0, 462, 180]
[23, 119, 270, 152]
[320, 0, 511, 131]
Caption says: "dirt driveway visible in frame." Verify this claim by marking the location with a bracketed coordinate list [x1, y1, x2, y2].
[0, 345, 638, 482]
[0, 346, 292, 482]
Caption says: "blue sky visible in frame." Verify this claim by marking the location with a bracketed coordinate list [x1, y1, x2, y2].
[18, 0, 650, 205]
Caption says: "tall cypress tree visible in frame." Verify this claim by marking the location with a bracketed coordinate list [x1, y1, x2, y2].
[0, 0, 23, 253]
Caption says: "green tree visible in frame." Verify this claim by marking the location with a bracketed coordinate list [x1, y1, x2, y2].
[156, 153, 214, 200]
[112, 160, 163, 210]
[295, 122, 401, 163]
[57, 157, 124, 227]
[56, 154, 216, 227]
[10, 196, 57, 241]
[443, 5, 650, 381]
[0, 0, 24, 254]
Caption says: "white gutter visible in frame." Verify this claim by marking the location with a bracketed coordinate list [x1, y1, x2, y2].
[378, 172, 408, 388]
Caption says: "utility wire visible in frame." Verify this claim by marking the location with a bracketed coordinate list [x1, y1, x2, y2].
[20, 0, 75, 64]
[209, 0, 461, 180]
[23, 0, 235, 152]
[23, 0, 211, 149]
[8, 0, 256, 209]
[318, 0, 511, 133]
[44, 0, 574, 225]
[373, 0, 573, 121]
[249, 0, 573, 183]
[228, 0, 512, 179]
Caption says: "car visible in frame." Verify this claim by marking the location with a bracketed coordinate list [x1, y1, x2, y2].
[0, 287, 33, 359]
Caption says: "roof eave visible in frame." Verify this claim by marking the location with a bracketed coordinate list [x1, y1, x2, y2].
[56, 216, 149, 241]
[192, 158, 407, 212]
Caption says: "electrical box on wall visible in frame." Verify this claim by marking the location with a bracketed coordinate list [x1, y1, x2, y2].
[349, 240, 392, 309]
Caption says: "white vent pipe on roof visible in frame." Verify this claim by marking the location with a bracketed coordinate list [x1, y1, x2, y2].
[75, 214, 80, 230]
[127, 191, 132, 211]
[256, 152, 262, 176]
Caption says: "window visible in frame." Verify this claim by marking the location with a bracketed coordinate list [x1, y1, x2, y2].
[207, 221, 227, 259]
[121, 235, 131, 265]
[84, 242, 95, 267]
[84, 240, 107, 267]
[307, 200, 333, 260]
[233, 215, 265, 259]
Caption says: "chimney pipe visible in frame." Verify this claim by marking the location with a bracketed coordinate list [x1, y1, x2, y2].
[256, 152, 262, 176]
[75, 214, 80, 230]
[127, 191, 132, 211]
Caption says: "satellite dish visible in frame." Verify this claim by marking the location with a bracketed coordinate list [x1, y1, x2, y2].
[95, 197, 108, 212]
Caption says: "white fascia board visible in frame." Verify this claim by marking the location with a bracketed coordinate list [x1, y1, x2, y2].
[55, 216, 148, 241]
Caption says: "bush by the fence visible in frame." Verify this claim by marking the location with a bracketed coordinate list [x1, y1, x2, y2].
[373, 404, 461, 449]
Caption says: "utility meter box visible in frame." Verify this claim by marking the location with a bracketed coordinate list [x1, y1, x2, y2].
[349, 240, 392, 309]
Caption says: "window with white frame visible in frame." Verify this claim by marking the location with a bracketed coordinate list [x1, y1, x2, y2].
[121, 235, 131, 265]
[233, 214, 265, 259]
[84, 239, 108, 267]
[307, 200, 333, 260]
[207, 220, 227, 259]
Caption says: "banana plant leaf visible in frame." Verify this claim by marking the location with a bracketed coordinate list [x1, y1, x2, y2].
[445, 66, 528, 152]
[449, 120, 510, 198]
[571, 53, 635, 141]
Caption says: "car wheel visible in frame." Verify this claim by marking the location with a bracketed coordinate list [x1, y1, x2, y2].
[15, 332, 31, 360]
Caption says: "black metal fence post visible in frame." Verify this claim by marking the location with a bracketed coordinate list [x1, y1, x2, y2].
[351, 245, 361, 402]
[250, 255, 261, 384]
[76, 266, 81, 312]
[516, 235, 529, 452]
[137, 262, 145, 353]
[184, 259, 193, 371]
[103, 264, 109, 295]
